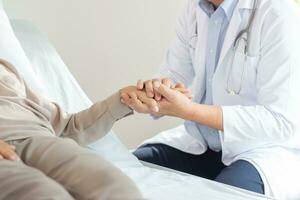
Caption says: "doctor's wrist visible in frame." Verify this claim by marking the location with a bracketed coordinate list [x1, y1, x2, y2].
[182, 103, 224, 131]
[180, 102, 197, 120]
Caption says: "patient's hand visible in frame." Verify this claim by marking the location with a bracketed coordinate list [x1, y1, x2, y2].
[0, 140, 19, 161]
[120, 86, 159, 114]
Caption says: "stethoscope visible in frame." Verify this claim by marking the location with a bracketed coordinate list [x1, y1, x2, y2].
[188, 0, 258, 96]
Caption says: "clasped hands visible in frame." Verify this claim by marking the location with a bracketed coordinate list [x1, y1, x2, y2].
[120, 78, 194, 119]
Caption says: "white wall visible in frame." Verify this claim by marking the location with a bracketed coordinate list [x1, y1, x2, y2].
[4, 0, 186, 148]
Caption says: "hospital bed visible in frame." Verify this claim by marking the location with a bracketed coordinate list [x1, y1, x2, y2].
[10, 19, 273, 200]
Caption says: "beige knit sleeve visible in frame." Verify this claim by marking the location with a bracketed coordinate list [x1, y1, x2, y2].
[27, 87, 133, 145]
[57, 93, 133, 145]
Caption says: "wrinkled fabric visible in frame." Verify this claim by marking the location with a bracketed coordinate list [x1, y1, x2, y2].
[0, 59, 133, 145]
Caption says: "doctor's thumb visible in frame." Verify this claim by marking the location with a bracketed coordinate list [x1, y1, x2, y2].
[154, 83, 174, 100]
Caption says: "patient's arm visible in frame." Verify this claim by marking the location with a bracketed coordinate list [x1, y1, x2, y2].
[26, 85, 140, 145]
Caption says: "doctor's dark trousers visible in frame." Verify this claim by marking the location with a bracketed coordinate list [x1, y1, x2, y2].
[133, 144, 265, 194]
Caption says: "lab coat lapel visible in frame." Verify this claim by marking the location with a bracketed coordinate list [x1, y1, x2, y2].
[194, 6, 209, 101]
[218, 0, 254, 68]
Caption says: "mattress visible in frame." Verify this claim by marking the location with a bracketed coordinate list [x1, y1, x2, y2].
[88, 134, 271, 200]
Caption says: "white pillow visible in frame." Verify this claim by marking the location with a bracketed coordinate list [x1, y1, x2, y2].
[0, 1, 3, 9]
[0, 9, 46, 93]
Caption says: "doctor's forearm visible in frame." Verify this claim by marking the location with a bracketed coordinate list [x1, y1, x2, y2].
[185, 103, 224, 131]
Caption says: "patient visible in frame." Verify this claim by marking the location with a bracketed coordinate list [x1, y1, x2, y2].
[0, 58, 164, 200]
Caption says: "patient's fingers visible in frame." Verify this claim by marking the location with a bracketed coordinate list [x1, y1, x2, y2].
[9, 145, 16, 150]
[127, 92, 138, 109]
[0, 141, 19, 161]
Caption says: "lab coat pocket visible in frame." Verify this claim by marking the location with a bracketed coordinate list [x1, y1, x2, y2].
[226, 50, 259, 97]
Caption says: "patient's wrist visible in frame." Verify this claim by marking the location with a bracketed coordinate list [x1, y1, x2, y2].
[105, 92, 133, 121]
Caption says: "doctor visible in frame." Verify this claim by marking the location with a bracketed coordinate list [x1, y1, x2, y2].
[121, 0, 300, 199]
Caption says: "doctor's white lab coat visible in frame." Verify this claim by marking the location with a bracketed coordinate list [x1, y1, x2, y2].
[143, 0, 300, 199]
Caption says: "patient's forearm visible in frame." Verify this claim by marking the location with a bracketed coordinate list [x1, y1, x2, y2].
[54, 92, 133, 145]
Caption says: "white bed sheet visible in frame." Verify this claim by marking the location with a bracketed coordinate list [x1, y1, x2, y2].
[11, 19, 272, 200]
[89, 136, 271, 200]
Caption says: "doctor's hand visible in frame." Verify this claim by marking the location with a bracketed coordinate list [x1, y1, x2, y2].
[120, 86, 160, 114]
[152, 83, 224, 131]
[0, 140, 19, 161]
[152, 83, 194, 119]
[136, 78, 192, 101]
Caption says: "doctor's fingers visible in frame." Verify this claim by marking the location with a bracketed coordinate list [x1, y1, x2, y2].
[152, 78, 173, 101]
[154, 78, 173, 101]
[145, 80, 155, 98]
[154, 84, 176, 101]
[176, 86, 193, 99]
[175, 83, 185, 89]
[139, 79, 173, 100]
[127, 92, 151, 113]
[174, 83, 193, 99]
[152, 79, 163, 101]
[162, 78, 173, 88]
[136, 91, 159, 113]
[145, 79, 167, 99]
[136, 80, 145, 90]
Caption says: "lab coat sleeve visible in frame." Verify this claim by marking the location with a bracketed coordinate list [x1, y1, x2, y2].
[154, 0, 196, 87]
[33, 91, 133, 145]
[222, 9, 300, 144]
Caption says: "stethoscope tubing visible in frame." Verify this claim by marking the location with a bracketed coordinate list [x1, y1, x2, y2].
[188, 0, 259, 95]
